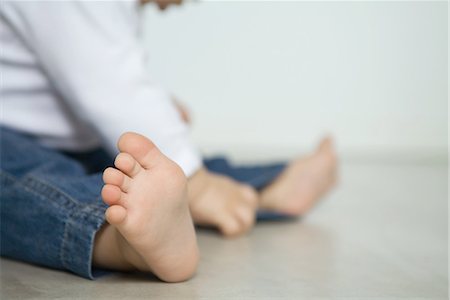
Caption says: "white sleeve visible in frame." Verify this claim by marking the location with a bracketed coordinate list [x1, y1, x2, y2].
[1, 1, 202, 176]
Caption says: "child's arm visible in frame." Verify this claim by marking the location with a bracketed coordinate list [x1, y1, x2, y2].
[0, 1, 201, 177]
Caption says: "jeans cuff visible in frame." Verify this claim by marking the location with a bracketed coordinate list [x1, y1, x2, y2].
[60, 199, 107, 279]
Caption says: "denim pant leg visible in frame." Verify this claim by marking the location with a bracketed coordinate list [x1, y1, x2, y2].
[204, 157, 293, 221]
[0, 127, 110, 279]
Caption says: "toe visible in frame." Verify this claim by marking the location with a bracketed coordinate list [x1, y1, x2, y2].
[102, 184, 127, 206]
[103, 167, 131, 192]
[115, 152, 142, 177]
[318, 136, 334, 153]
[117, 132, 163, 170]
[218, 215, 242, 237]
[105, 205, 127, 225]
[240, 185, 259, 209]
[234, 205, 255, 231]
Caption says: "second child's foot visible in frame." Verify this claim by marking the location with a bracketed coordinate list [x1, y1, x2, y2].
[259, 137, 338, 216]
[188, 168, 259, 237]
[99, 132, 198, 282]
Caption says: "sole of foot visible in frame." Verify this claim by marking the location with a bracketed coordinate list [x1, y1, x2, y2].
[101, 132, 199, 282]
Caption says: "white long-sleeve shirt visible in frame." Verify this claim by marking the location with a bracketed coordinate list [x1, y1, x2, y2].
[0, 1, 202, 176]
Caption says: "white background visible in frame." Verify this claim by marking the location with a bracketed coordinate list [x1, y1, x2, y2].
[142, 1, 447, 162]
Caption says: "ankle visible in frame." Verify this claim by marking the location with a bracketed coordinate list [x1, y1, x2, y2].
[187, 167, 211, 202]
[93, 224, 132, 270]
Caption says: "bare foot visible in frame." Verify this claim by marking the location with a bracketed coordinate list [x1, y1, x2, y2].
[259, 137, 338, 216]
[188, 168, 258, 237]
[95, 132, 198, 282]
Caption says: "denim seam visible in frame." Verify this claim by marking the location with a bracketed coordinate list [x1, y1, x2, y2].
[1, 171, 66, 211]
[12, 174, 106, 278]
[0, 170, 18, 182]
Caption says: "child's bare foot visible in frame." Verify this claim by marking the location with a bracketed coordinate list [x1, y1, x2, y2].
[259, 137, 338, 216]
[188, 168, 258, 237]
[95, 132, 198, 282]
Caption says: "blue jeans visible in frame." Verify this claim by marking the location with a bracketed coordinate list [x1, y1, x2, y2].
[0, 126, 286, 279]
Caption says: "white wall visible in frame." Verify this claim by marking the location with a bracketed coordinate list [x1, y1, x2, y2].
[142, 1, 447, 162]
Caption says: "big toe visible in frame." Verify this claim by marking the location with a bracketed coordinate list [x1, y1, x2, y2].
[318, 136, 334, 153]
[117, 132, 162, 169]
[311, 136, 338, 176]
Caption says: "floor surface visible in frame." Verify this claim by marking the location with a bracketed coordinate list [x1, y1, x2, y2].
[1, 162, 448, 299]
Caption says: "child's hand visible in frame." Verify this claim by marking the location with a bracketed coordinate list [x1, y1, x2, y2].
[187, 168, 258, 237]
[172, 96, 191, 124]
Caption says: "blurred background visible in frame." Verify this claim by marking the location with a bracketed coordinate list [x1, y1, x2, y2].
[142, 1, 447, 163]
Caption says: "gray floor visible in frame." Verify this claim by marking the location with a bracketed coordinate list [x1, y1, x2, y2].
[1, 162, 448, 299]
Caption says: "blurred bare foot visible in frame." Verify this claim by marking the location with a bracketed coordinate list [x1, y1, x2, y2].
[259, 137, 338, 215]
